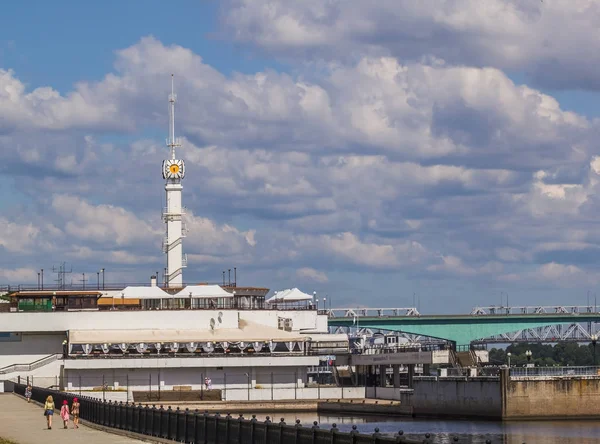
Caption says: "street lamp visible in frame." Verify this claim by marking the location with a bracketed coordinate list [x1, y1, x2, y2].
[525, 350, 532, 364]
[323, 297, 327, 312]
[507, 352, 511, 368]
[592, 334, 598, 366]
[100, 268, 105, 290]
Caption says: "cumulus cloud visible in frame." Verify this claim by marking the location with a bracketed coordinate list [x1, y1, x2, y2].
[222, 0, 600, 90]
[296, 267, 328, 283]
[1, 34, 600, 310]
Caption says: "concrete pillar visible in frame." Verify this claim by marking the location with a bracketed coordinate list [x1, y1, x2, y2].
[379, 365, 387, 387]
[393, 364, 400, 388]
[407, 364, 415, 389]
[423, 364, 430, 376]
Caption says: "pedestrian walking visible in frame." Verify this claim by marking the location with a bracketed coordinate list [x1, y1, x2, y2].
[60, 400, 70, 429]
[43, 395, 55, 429]
[25, 385, 32, 403]
[71, 397, 80, 429]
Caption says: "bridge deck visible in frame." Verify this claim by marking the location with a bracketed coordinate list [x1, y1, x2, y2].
[328, 313, 600, 346]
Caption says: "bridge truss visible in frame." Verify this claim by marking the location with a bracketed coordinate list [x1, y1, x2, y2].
[328, 306, 600, 344]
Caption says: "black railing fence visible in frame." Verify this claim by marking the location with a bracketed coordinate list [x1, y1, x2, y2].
[13, 383, 443, 444]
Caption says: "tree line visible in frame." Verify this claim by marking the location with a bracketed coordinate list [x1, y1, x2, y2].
[488, 342, 599, 367]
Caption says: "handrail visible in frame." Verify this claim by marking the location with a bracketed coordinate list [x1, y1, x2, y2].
[14, 383, 429, 444]
[0, 353, 62, 375]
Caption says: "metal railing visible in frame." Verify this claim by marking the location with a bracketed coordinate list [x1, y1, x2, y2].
[13, 384, 432, 444]
[307, 366, 333, 373]
[0, 354, 61, 375]
[510, 366, 600, 378]
[471, 305, 599, 315]
[326, 308, 420, 318]
[359, 343, 447, 355]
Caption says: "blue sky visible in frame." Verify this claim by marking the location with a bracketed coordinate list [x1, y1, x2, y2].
[0, 1, 283, 92]
[2, 1, 600, 313]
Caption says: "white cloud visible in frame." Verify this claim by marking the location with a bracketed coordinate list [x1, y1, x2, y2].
[0, 267, 37, 282]
[51, 194, 159, 247]
[223, 0, 600, 90]
[2, 35, 600, 306]
[296, 267, 328, 283]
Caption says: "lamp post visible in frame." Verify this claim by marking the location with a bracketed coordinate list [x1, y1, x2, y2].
[323, 297, 327, 313]
[507, 352, 511, 368]
[97, 272, 100, 290]
[244, 372, 250, 401]
[592, 334, 598, 366]
[100, 268, 105, 290]
[525, 350, 532, 363]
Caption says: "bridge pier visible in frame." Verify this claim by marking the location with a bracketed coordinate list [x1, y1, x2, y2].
[407, 364, 414, 389]
[379, 365, 387, 387]
[393, 364, 400, 388]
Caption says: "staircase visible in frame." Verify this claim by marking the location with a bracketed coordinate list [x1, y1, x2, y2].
[456, 351, 477, 367]
[0, 354, 62, 375]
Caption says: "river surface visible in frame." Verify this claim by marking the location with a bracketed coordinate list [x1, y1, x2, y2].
[250, 412, 600, 444]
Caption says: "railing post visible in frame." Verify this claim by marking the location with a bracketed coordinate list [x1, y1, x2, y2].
[161, 405, 169, 439]
[372, 427, 381, 444]
[152, 405, 160, 437]
[278, 418, 286, 444]
[168, 406, 177, 440]
[311, 421, 319, 444]
[350, 425, 359, 444]
[224, 412, 232, 444]
[250, 414, 257, 444]
[330, 423, 338, 444]
[153, 405, 162, 437]
[237, 414, 244, 444]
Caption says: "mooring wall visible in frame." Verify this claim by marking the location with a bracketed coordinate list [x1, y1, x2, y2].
[411, 376, 501, 418]
[503, 375, 600, 420]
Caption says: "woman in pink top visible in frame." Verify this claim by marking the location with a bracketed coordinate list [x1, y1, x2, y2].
[60, 400, 70, 429]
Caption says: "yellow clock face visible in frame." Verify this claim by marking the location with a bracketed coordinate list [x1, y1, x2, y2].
[169, 164, 180, 174]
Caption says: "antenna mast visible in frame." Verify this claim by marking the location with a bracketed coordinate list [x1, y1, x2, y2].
[167, 74, 181, 160]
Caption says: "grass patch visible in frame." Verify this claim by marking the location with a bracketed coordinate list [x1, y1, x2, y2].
[0, 438, 19, 444]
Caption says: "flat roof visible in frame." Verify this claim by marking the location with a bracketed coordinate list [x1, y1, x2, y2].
[11, 291, 103, 297]
[69, 320, 307, 344]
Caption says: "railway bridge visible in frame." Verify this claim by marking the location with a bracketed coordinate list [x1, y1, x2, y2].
[326, 305, 600, 346]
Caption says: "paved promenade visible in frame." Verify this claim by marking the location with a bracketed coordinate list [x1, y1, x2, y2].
[0, 394, 146, 444]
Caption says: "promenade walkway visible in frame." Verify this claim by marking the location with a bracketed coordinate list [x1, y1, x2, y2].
[0, 394, 145, 444]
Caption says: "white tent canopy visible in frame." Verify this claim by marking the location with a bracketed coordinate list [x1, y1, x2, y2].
[119, 286, 171, 300]
[266, 288, 313, 304]
[175, 285, 233, 299]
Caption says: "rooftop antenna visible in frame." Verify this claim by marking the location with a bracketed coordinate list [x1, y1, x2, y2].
[167, 73, 181, 160]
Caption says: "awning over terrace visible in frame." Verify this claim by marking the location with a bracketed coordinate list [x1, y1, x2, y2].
[266, 288, 313, 304]
[118, 286, 170, 299]
[174, 285, 233, 299]
[68, 320, 307, 344]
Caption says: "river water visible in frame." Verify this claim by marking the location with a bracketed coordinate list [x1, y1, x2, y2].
[253, 412, 600, 444]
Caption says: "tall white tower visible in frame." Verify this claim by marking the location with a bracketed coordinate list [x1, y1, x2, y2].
[161, 75, 187, 287]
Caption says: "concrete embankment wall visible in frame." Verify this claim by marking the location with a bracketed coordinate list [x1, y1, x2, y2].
[369, 371, 600, 420]
[504, 376, 600, 420]
[318, 398, 412, 416]
[63, 386, 364, 402]
[411, 377, 501, 419]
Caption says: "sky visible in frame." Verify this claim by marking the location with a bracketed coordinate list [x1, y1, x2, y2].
[2, 0, 600, 313]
